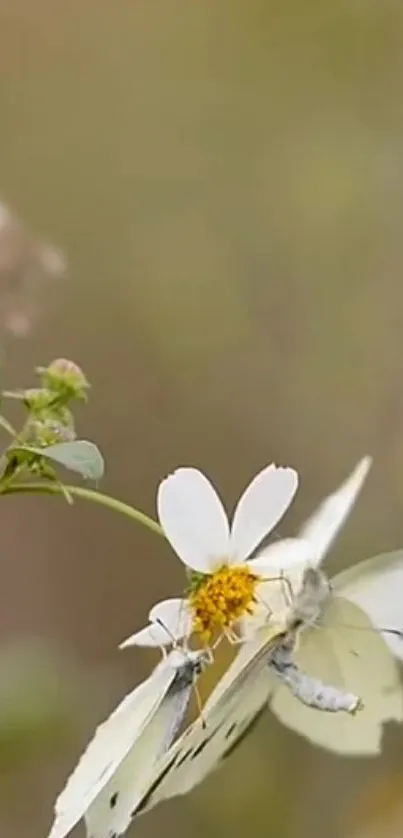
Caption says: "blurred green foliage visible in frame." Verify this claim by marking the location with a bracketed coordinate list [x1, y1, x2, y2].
[0, 640, 79, 774]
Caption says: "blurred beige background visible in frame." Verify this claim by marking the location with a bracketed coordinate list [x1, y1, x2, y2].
[0, 1, 402, 837]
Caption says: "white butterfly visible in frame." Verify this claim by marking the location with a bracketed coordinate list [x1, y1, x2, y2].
[129, 620, 359, 819]
[130, 620, 288, 815]
[47, 647, 210, 838]
[128, 457, 403, 818]
[264, 560, 403, 754]
[254, 457, 403, 755]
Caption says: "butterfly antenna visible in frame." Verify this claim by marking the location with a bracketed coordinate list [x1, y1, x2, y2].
[338, 622, 403, 639]
[382, 627, 403, 638]
[155, 617, 179, 648]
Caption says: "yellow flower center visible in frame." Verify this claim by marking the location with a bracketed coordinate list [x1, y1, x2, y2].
[188, 564, 259, 642]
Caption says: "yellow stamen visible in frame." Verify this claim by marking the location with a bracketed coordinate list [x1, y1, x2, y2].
[188, 564, 259, 642]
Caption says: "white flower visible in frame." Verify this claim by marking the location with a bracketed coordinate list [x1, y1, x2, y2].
[120, 463, 300, 647]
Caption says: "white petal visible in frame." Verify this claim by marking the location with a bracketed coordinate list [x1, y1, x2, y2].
[149, 598, 193, 642]
[119, 623, 171, 649]
[157, 468, 231, 572]
[119, 598, 193, 648]
[249, 538, 313, 572]
[230, 464, 298, 562]
[298, 456, 372, 567]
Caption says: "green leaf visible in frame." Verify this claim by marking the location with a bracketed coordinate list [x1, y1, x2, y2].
[41, 440, 104, 480]
[11, 440, 104, 481]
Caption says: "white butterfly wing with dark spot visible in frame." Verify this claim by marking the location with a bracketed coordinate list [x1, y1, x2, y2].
[48, 660, 177, 838]
[85, 673, 194, 838]
[132, 625, 283, 812]
[269, 596, 403, 754]
[333, 550, 403, 661]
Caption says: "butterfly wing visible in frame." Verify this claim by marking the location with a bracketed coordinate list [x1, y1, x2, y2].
[245, 457, 372, 632]
[85, 664, 195, 838]
[333, 550, 403, 661]
[133, 624, 283, 813]
[298, 456, 372, 566]
[48, 659, 177, 838]
[269, 596, 403, 755]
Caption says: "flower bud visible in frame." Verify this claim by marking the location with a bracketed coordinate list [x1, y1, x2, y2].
[38, 358, 89, 400]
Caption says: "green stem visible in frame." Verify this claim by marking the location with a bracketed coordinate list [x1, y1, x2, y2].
[2, 482, 164, 537]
